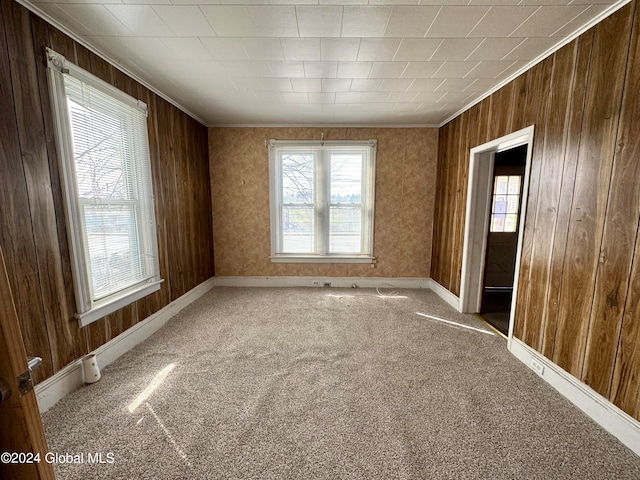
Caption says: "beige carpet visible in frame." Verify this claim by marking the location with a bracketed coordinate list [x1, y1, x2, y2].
[42, 287, 640, 479]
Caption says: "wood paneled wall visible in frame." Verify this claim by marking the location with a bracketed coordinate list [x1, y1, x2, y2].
[431, 1, 640, 420]
[0, 0, 213, 384]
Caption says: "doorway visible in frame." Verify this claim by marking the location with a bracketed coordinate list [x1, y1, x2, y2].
[479, 145, 527, 335]
[459, 126, 534, 343]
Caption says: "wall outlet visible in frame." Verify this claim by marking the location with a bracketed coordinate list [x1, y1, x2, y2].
[530, 358, 545, 376]
[323, 282, 331, 287]
[312, 281, 320, 286]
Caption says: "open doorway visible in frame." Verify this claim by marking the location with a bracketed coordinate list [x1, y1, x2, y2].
[459, 126, 534, 343]
[479, 145, 527, 335]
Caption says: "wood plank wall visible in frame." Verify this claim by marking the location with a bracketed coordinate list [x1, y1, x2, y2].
[0, 0, 214, 384]
[431, 1, 640, 421]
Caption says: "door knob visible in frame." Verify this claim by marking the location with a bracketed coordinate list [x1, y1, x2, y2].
[0, 377, 11, 405]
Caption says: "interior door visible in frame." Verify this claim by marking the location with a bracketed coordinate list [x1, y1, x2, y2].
[479, 145, 527, 335]
[0, 246, 55, 480]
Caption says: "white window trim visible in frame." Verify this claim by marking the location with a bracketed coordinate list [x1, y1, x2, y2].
[46, 48, 162, 327]
[268, 139, 377, 263]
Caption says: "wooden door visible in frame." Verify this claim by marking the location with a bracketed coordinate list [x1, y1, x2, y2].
[0, 246, 55, 480]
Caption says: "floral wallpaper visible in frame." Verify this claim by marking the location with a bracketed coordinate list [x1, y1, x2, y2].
[209, 127, 438, 278]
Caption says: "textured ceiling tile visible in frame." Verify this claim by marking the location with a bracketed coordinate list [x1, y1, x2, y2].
[337, 62, 373, 78]
[350, 79, 384, 91]
[281, 38, 322, 61]
[361, 91, 390, 102]
[393, 39, 442, 61]
[336, 92, 364, 103]
[432, 61, 480, 78]
[501, 37, 560, 60]
[304, 61, 338, 78]
[282, 92, 309, 103]
[464, 60, 516, 78]
[308, 92, 336, 103]
[551, 4, 610, 36]
[105, 5, 173, 36]
[296, 6, 343, 37]
[270, 61, 306, 77]
[342, 6, 393, 37]
[407, 78, 445, 91]
[59, 5, 132, 36]
[369, 61, 409, 78]
[321, 38, 361, 61]
[465, 38, 525, 60]
[357, 39, 402, 61]
[387, 91, 419, 102]
[467, 6, 539, 37]
[430, 38, 485, 61]
[151, 6, 215, 36]
[322, 78, 352, 92]
[291, 78, 323, 92]
[379, 78, 414, 90]
[401, 61, 443, 78]
[509, 6, 589, 37]
[384, 6, 440, 37]
[425, 6, 490, 37]
[161, 38, 212, 60]
[201, 38, 249, 60]
[434, 78, 478, 92]
[242, 38, 286, 60]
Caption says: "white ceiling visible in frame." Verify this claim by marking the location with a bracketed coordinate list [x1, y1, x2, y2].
[27, 0, 625, 126]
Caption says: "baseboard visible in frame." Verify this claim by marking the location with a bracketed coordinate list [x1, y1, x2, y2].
[214, 276, 430, 289]
[427, 279, 461, 311]
[509, 337, 640, 457]
[35, 277, 216, 413]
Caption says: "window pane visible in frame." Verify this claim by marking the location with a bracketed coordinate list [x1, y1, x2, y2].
[505, 214, 518, 232]
[84, 203, 144, 299]
[282, 206, 314, 252]
[508, 176, 521, 194]
[330, 153, 362, 203]
[282, 153, 314, 204]
[68, 99, 128, 200]
[493, 195, 507, 214]
[495, 176, 508, 195]
[329, 206, 361, 253]
[507, 195, 519, 213]
[491, 214, 505, 232]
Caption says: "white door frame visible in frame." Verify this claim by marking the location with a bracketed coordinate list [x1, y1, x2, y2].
[458, 125, 535, 343]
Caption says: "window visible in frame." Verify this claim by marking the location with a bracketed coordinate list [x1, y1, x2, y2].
[268, 140, 376, 262]
[490, 175, 521, 232]
[46, 48, 161, 327]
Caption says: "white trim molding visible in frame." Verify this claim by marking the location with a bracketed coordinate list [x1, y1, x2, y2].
[214, 276, 430, 289]
[35, 277, 215, 413]
[510, 337, 640, 457]
[428, 279, 461, 311]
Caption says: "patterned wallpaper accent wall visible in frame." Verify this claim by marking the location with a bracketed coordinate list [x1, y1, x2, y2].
[209, 127, 438, 278]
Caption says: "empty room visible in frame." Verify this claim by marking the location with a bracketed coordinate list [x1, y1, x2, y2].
[1, 0, 640, 478]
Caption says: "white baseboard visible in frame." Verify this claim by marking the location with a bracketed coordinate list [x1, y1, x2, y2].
[214, 276, 430, 289]
[35, 277, 216, 413]
[509, 337, 640, 457]
[427, 279, 461, 311]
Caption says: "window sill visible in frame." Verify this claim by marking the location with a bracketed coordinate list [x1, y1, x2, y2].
[76, 280, 163, 328]
[270, 255, 375, 264]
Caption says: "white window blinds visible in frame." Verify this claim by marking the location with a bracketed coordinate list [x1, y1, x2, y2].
[47, 48, 161, 326]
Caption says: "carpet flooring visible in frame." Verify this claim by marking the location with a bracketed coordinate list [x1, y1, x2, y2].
[42, 287, 640, 479]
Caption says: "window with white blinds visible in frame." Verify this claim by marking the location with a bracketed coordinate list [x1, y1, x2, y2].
[46, 48, 161, 327]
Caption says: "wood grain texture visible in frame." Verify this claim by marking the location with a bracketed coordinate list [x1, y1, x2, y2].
[0, 0, 53, 383]
[0, 247, 55, 480]
[552, 8, 632, 377]
[583, 2, 640, 398]
[431, 0, 640, 421]
[541, 31, 594, 359]
[0, 0, 212, 384]
[520, 44, 576, 351]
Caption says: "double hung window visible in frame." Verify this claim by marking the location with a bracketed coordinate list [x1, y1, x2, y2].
[268, 140, 376, 263]
[47, 48, 161, 326]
